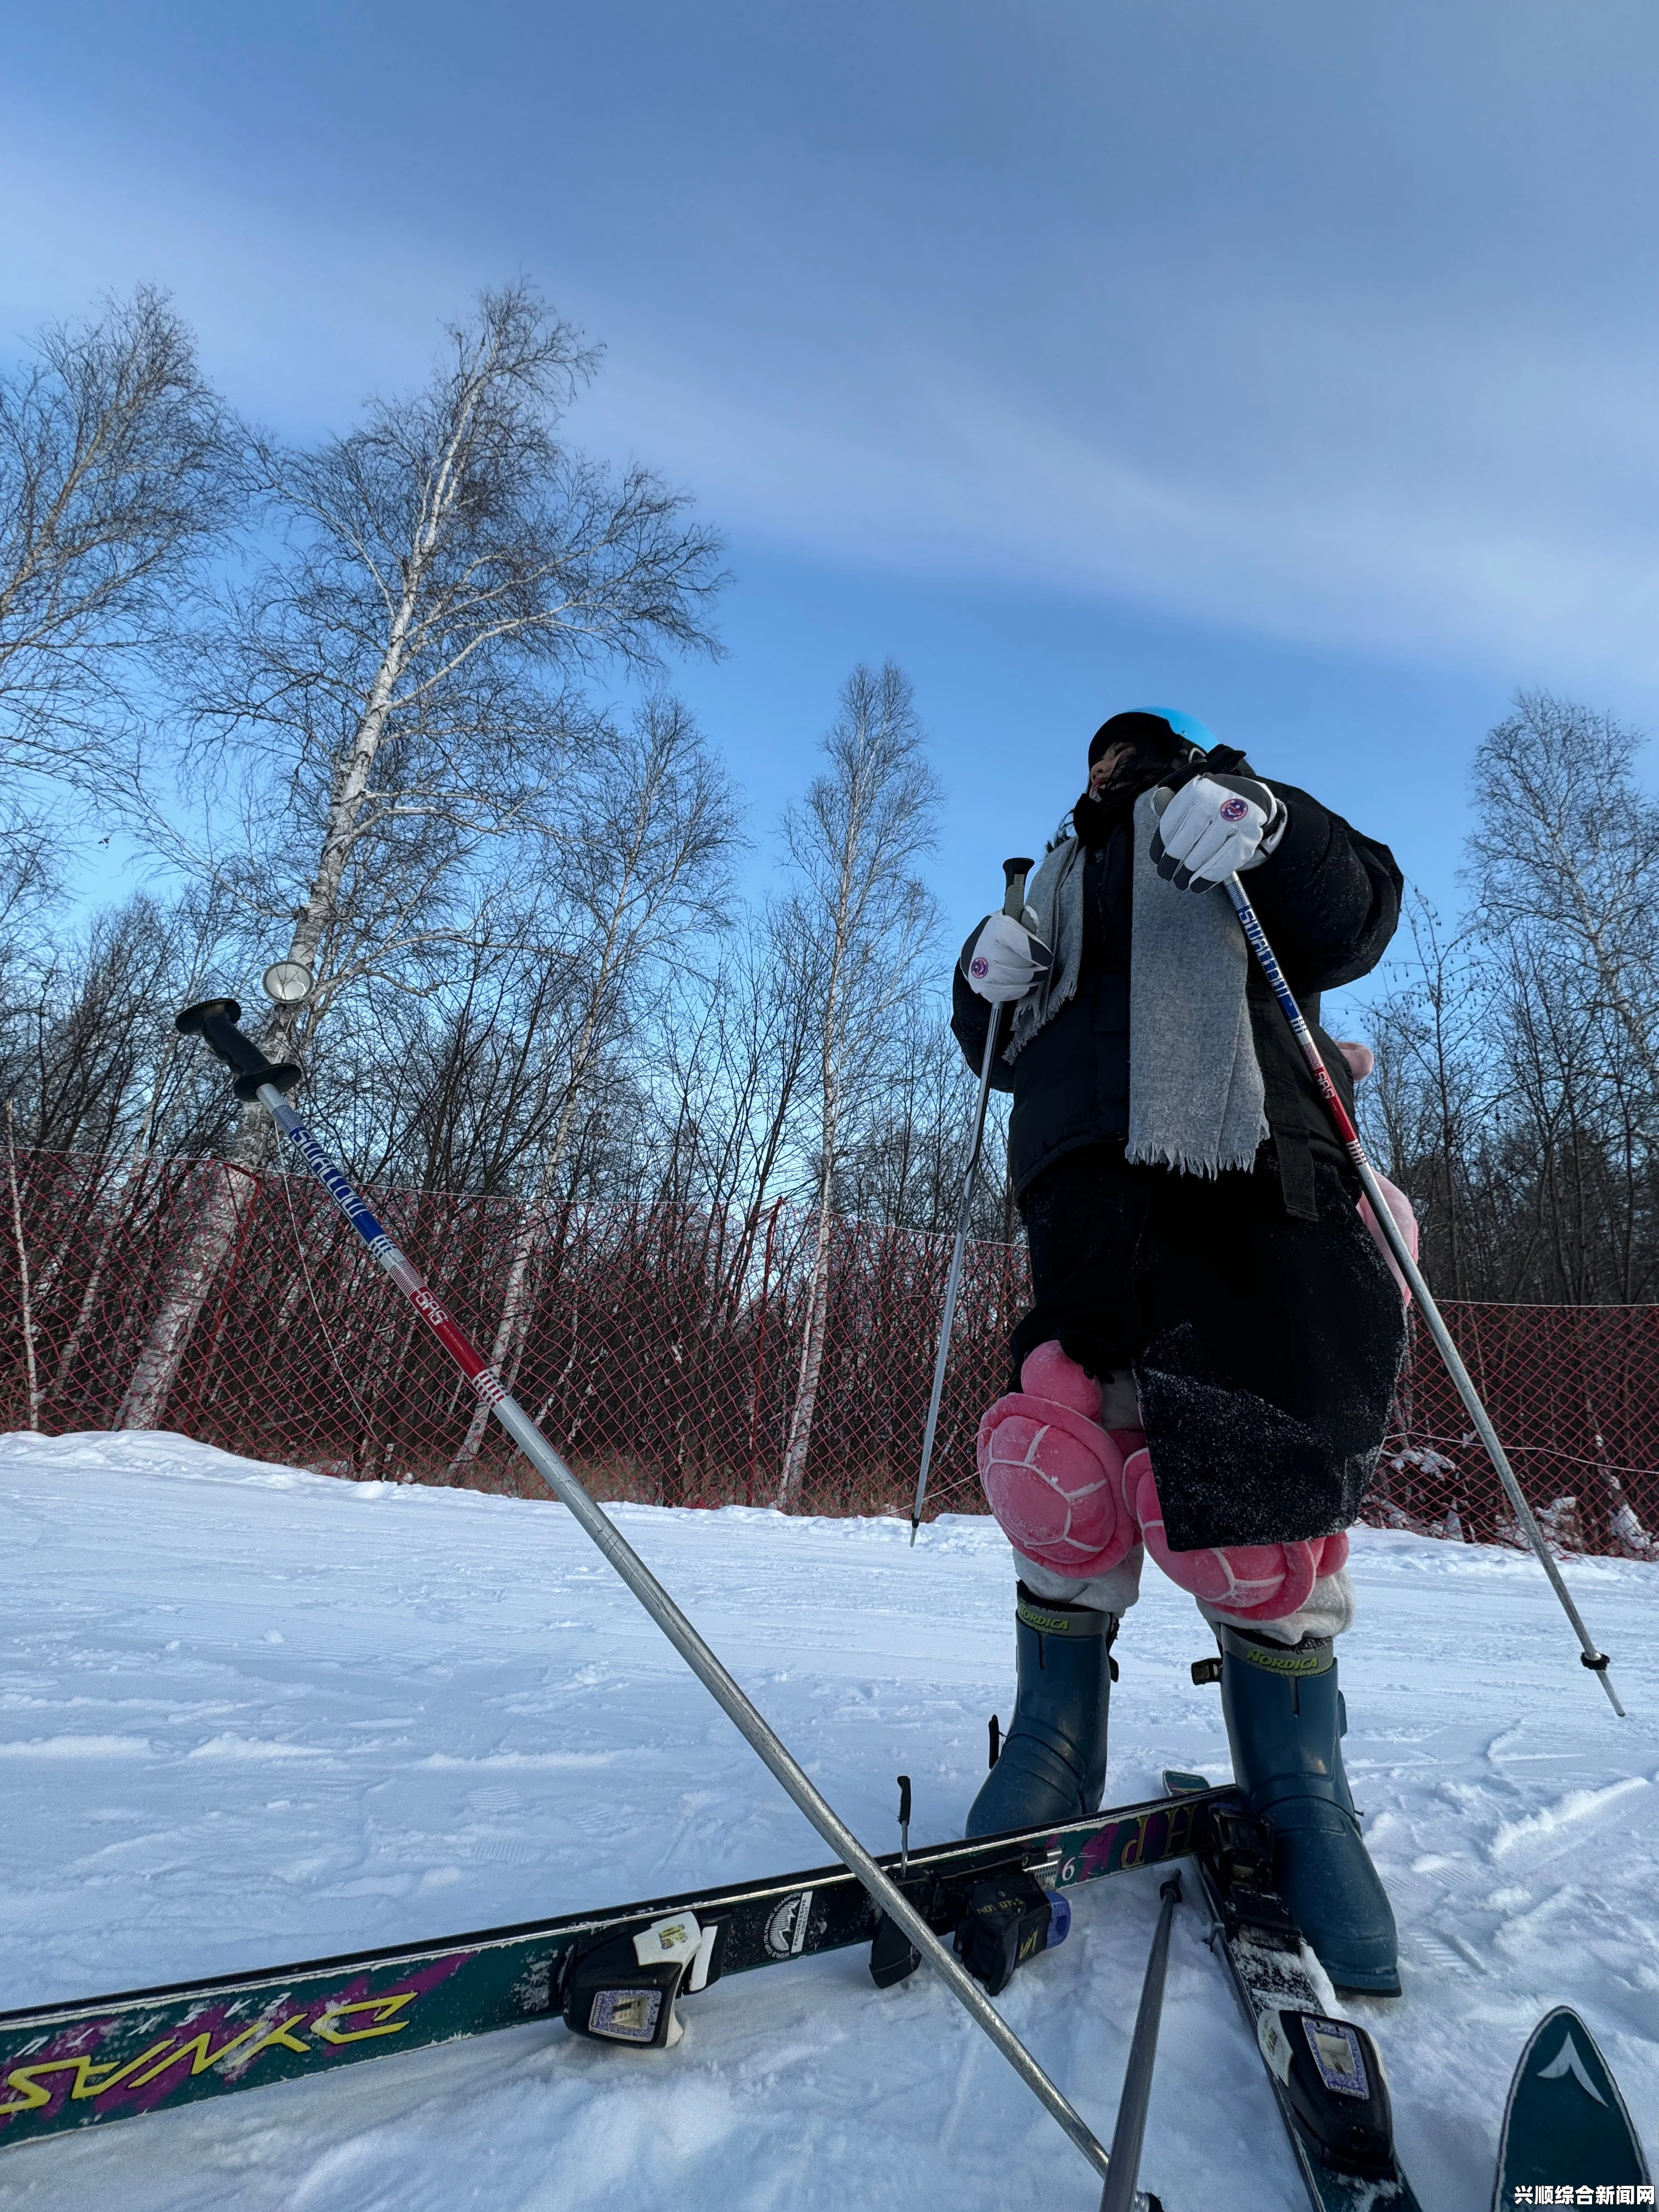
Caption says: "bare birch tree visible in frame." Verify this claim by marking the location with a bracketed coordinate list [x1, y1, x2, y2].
[447, 695, 738, 1474]
[833, 1000, 1011, 1235]
[650, 904, 820, 1242]
[0, 287, 240, 777]
[116, 283, 722, 1430]
[1357, 693, 1659, 1303]
[775, 662, 939, 1509]
[1359, 900, 1492, 1299]
[1469, 692, 1659, 1102]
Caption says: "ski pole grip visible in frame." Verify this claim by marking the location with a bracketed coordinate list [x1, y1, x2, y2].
[897, 1775, 912, 1829]
[1002, 856, 1035, 920]
[176, 998, 303, 1102]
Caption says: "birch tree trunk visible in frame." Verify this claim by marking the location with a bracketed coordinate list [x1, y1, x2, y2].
[115, 1158, 253, 1429]
[775, 930, 848, 1510]
[5, 1106, 40, 1430]
[119, 591, 421, 1420]
[115, 286, 720, 1431]
[774, 662, 939, 1510]
[776, 1105, 839, 1508]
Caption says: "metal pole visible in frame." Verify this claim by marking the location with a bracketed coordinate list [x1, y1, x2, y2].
[911, 855, 1035, 1543]
[1220, 876, 1625, 1717]
[168, 1001, 1116, 2184]
[1099, 1873, 1182, 2212]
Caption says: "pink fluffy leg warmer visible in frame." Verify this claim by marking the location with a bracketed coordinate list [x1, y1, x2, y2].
[977, 1341, 1142, 1578]
[1120, 1446, 1350, 1621]
[979, 1340, 1351, 1620]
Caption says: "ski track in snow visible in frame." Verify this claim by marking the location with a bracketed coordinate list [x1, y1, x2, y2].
[0, 1427, 1654, 2211]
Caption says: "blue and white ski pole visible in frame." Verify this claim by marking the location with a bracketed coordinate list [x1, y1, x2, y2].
[1220, 877, 1624, 1717]
[176, 996, 1130, 2189]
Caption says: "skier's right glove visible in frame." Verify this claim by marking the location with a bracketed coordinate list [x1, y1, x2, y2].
[963, 911, 1053, 1003]
[1150, 772, 1286, 890]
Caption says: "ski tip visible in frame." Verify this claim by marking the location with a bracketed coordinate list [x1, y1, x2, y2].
[1161, 1768, 1214, 1798]
[1493, 2004, 1652, 2209]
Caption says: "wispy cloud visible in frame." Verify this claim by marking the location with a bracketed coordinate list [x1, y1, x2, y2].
[5, 3, 1659, 704]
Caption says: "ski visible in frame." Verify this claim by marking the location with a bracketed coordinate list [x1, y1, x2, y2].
[1165, 1770, 1425, 2211]
[1492, 2005, 1652, 2207]
[0, 1781, 1226, 2153]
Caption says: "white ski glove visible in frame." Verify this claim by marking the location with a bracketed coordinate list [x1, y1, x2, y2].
[963, 910, 1054, 1003]
[1150, 773, 1288, 891]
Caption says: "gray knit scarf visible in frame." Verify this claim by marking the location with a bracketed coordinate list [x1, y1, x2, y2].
[1007, 791, 1266, 1175]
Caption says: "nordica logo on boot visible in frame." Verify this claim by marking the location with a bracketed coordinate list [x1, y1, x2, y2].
[1015, 1599, 1082, 1635]
[1237, 1643, 1333, 1677]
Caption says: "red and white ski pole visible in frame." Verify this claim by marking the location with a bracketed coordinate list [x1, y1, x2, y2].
[1220, 879, 1625, 1717]
[175, 997, 1128, 2187]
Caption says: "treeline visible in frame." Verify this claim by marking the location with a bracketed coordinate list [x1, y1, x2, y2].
[1359, 695, 1659, 1304]
[2, 289, 1654, 1333]
[0, 286, 1007, 1269]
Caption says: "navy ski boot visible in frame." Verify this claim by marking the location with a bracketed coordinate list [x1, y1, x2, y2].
[1217, 1623, 1400, 1996]
[965, 1588, 1115, 1837]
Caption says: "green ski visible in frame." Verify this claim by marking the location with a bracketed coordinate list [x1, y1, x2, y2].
[0, 1782, 1222, 2154]
[1492, 2005, 1652, 2208]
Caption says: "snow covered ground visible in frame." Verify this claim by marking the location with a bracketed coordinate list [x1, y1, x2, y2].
[0, 1429, 1653, 2211]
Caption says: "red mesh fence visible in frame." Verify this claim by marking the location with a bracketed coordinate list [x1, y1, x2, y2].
[1, 1147, 1656, 1555]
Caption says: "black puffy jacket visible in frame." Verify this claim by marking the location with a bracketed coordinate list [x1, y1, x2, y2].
[950, 777, 1402, 1217]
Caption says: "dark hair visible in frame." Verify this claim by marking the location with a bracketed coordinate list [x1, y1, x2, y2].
[1068, 713, 1200, 849]
[1086, 710, 1193, 771]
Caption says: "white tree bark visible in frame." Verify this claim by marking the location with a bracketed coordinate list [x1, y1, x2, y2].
[776, 899, 851, 1510]
[5, 1106, 40, 1430]
[115, 1160, 254, 1430]
[774, 663, 939, 1509]
[120, 378, 464, 1420]
[117, 287, 721, 1430]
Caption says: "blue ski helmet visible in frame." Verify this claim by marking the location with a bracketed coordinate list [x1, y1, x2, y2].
[1086, 706, 1215, 769]
[1134, 706, 1216, 753]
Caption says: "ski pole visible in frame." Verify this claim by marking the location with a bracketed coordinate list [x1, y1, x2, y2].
[1218, 875, 1626, 1717]
[911, 856, 1034, 1544]
[174, 996, 1121, 2186]
[1099, 1872, 1181, 2212]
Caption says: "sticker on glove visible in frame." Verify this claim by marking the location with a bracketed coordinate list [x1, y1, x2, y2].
[970, 956, 989, 978]
[1219, 796, 1249, 821]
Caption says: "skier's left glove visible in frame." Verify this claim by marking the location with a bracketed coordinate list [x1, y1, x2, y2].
[963, 911, 1054, 1003]
[1150, 774, 1288, 891]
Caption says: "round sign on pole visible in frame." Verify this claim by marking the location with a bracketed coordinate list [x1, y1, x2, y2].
[262, 960, 314, 1005]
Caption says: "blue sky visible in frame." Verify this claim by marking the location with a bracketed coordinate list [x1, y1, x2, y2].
[5, 1, 1658, 1004]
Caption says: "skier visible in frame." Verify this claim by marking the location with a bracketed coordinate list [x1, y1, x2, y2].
[952, 708, 1409, 1995]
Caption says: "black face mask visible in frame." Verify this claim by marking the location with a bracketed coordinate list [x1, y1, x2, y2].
[1070, 741, 1186, 847]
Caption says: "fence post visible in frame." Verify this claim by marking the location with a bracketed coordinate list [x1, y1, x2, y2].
[5, 1106, 40, 1432]
[745, 1199, 782, 1508]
